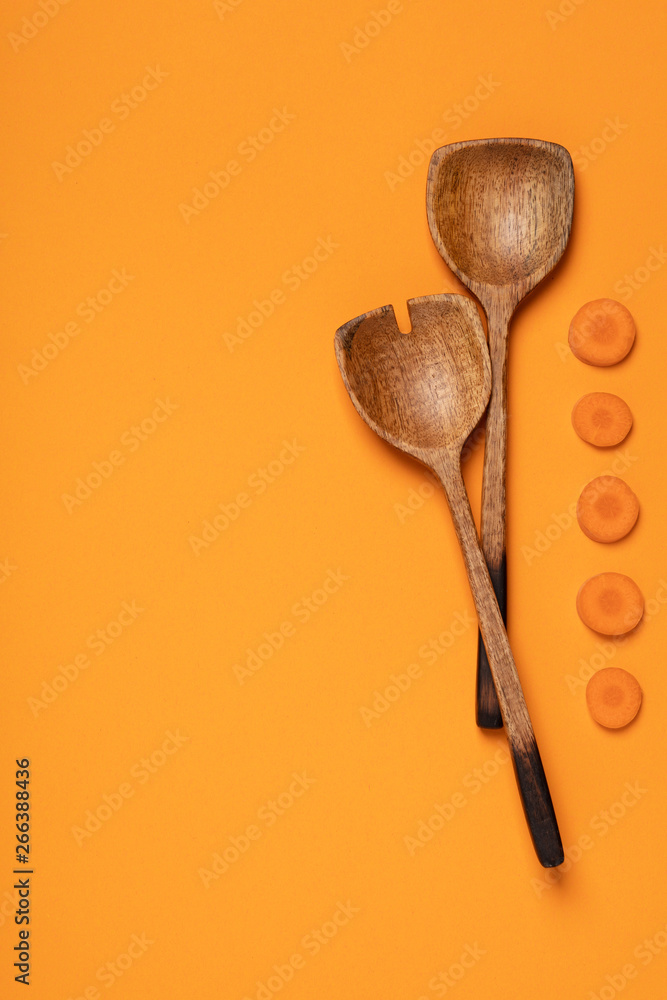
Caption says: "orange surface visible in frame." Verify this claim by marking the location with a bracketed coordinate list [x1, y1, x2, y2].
[1, 1, 667, 997]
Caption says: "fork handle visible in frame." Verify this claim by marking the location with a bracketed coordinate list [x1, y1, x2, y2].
[434, 449, 563, 868]
[476, 559, 505, 728]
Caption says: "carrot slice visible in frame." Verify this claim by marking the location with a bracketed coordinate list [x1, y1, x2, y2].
[576, 572, 644, 635]
[571, 391, 633, 447]
[576, 476, 639, 543]
[568, 299, 636, 366]
[586, 667, 642, 728]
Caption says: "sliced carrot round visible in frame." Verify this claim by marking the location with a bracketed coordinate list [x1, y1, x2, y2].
[571, 392, 633, 447]
[586, 667, 642, 728]
[568, 299, 636, 366]
[576, 572, 644, 635]
[576, 476, 639, 543]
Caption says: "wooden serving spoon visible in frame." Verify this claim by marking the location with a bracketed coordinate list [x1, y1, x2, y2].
[334, 293, 563, 868]
[426, 138, 575, 730]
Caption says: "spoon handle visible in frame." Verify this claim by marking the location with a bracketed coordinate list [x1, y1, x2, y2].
[476, 302, 512, 729]
[433, 450, 563, 869]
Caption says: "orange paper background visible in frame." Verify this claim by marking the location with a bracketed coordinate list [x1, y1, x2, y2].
[2, 0, 667, 997]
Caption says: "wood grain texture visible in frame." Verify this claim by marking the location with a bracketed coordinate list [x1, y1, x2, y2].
[334, 294, 564, 868]
[426, 138, 575, 729]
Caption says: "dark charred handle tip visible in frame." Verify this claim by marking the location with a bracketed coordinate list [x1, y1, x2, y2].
[511, 736, 564, 869]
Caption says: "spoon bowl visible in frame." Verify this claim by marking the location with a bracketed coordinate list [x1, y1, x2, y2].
[428, 138, 574, 296]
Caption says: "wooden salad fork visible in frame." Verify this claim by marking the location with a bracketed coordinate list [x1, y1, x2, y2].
[334, 293, 563, 867]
